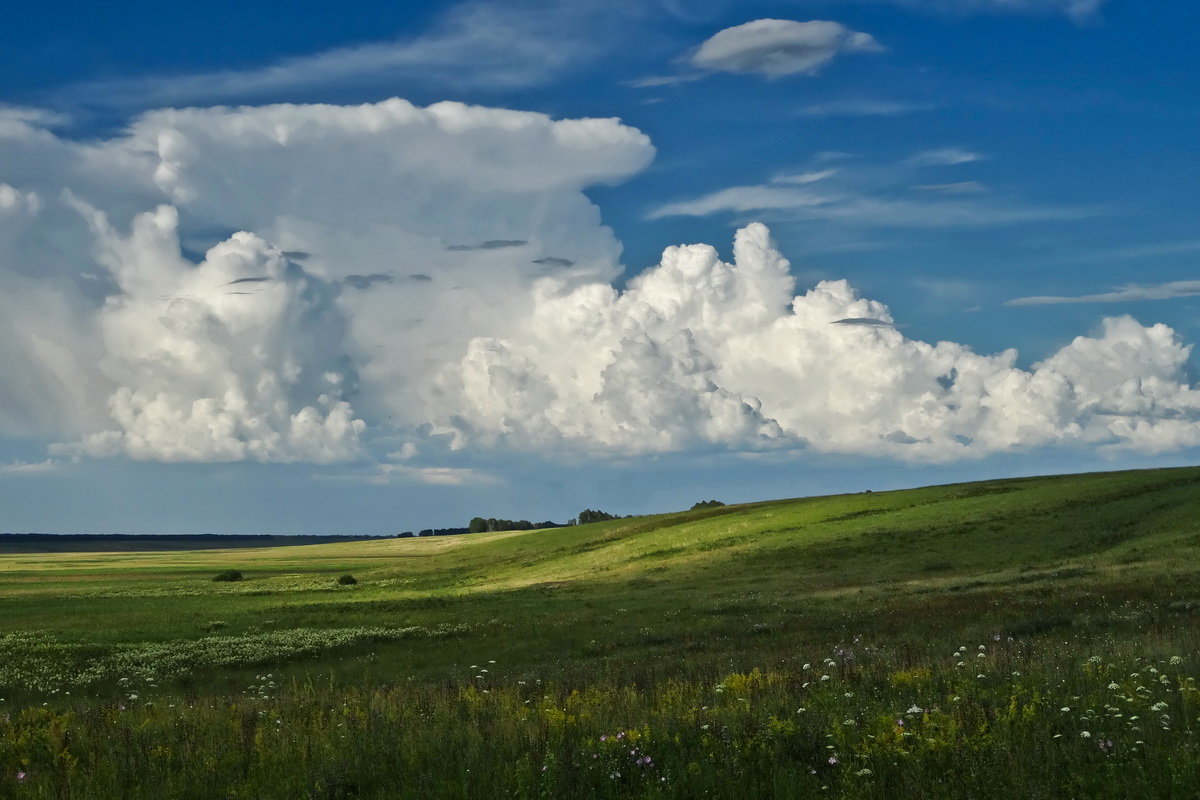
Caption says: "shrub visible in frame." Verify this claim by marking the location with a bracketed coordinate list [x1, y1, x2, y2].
[212, 570, 243, 583]
[337, 574, 358, 586]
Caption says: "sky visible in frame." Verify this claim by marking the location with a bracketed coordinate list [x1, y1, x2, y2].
[1, 0, 1198, 534]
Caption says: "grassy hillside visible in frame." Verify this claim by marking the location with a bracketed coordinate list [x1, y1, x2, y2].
[2, 466, 1199, 798]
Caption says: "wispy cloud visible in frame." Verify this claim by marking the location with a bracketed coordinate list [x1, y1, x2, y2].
[770, 169, 839, 185]
[869, 0, 1105, 22]
[370, 464, 500, 487]
[1055, 239, 1200, 265]
[53, 1, 626, 109]
[803, 99, 937, 117]
[907, 147, 986, 167]
[648, 166, 1096, 228]
[0, 459, 58, 475]
[1007, 280, 1200, 306]
[911, 181, 987, 194]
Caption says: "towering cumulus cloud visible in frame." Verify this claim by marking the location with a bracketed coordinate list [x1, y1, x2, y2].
[442, 223, 1200, 459]
[0, 98, 1196, 467]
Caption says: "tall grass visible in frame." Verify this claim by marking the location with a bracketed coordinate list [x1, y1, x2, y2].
[2, 633, 1199, 798]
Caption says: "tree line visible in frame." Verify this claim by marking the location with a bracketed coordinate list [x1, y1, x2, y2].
[396, 501, 721, 538]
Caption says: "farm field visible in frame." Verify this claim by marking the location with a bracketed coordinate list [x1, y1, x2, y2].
[2, 465, 1200, 798]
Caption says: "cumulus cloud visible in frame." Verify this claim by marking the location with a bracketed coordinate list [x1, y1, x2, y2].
[1, 95, 1197, 469]
[0, 97, 652, 463]
[435, 223, 1200, 459]
[689, 19, 883, 78]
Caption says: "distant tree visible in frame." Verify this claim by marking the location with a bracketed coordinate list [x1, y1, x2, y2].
[212, 569, 243, 582]
[577, 509, 617, 525]
[396, 531, 415, 538]
[337, 574, 358, 585]
[690, 500, 726, 510]
[468, 517, 488, 534]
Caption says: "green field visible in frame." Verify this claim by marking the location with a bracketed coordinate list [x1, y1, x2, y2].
[2, 466, 1200, 798]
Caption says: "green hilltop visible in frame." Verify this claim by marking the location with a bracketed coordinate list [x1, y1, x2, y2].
[2, 464, 1198, 681]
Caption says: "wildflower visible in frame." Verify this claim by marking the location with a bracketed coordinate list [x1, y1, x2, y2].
[828, 755, 839, 765]
[856, 768, 873, 776]
[896, 719, 904, 727]
[1061, 707, 1071, 712]
[977, 652, 986, 659]
[16, 772, 26, 782]
[907, 705, 924, 714]
[1108, 682, 1120, 690]
[1170, 656, 1183, 665]
[978, 645, 986, 651]
[802, 663, 811, 670]
[820, 675, 831, 682]
[1080, 731, 1092, 738]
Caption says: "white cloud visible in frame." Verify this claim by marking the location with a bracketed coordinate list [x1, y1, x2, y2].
[911, 181, 987, 194]
[1007, 281, 1200, 306]
[435, 223, 1200, 459]
[0, 98, 652, 463]
[771, 169, 839, 185]
[689, 19, 883, 78]
[648, 183, 1090, 227]
[1, 96, 1196, 469]
[0, 459, 59, 475]
[803, 99, 937, 117]
[907, 147, 986, 167]
[648, 150, 1091, 228]
[55, 0, 636, 109]
[649, 185, 830, 218]
[368, 464, 498, 486]
[870, 0, 1104, 20]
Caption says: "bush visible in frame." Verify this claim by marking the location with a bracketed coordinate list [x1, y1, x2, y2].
[337, 574, 358, 586]
[212, 570, 243, 582]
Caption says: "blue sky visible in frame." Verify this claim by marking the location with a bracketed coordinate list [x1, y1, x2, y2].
[1, 0, 1198, 533]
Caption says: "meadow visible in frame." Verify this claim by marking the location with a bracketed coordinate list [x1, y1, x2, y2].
[1, 465, 1199, 798]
